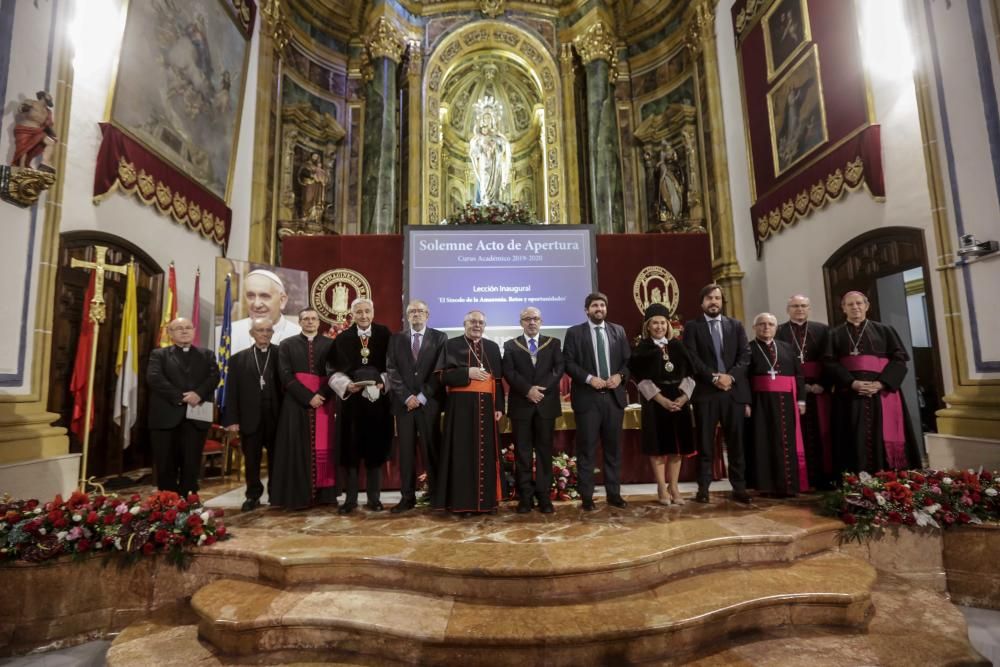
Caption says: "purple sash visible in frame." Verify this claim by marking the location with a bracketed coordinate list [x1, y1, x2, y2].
[838, 355, 907, 468]
[296, 372, 335, 488]
[800, 361, 833, 474]
[751, 374, 809, 491]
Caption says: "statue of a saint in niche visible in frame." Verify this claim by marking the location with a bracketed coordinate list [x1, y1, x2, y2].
[297, 152, 328, 221]
[469, 96, 511, 206]
[656, 140, 684, 222]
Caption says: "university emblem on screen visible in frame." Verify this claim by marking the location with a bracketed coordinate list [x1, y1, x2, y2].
[633, 266, 679, 316]
[311, 268, 372, 325]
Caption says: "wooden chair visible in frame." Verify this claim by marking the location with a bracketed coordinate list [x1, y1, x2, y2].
[202, 424, 230, 480]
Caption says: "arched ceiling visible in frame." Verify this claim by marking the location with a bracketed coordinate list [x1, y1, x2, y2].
[440, 53, 543, 154]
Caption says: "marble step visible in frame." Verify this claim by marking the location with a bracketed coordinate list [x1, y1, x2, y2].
[210, 501, 843, 603]
[185, 551, 875, 666]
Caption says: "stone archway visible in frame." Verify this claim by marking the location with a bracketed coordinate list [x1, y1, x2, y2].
[422, 21, 567, 225]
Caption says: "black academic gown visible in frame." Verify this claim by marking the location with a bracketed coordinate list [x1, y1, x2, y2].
[823, 320, 922, 474]
[269, 333, 336, 509]
[746, 339, 806, 496]
[332, 324, 394, 468]
[776, 320, 834, 487]
[628, 338, 697, 457]
[432, 336, 505, 513]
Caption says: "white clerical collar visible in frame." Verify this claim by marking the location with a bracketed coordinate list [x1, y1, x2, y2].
[357, 327, 372, 337]
[653, 338, 668, 346]
[757, 337, 774, 345]
[790, 319, 808, 327]
[176, 345, 191, 352]
[255, 345, 270, 352]
[304, 333, 316, 341]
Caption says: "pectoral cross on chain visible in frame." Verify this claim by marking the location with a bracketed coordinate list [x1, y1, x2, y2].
[768, 369, 777, 381]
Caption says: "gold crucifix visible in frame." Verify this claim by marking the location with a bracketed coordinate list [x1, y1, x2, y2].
[70, 245, 129, 491]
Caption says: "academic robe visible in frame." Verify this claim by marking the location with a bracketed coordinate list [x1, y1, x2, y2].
[269, 333, 336, 509]
[823, 319, 922, 474]
[776, 320, 834, 487]
[432, 336, 505, 513]
[628, 338, 697, 457]
[331, 324, 394, 468]
[746, 339, 807, 496]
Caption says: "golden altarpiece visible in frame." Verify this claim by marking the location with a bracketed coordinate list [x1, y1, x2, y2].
[252, 0, 746, 315]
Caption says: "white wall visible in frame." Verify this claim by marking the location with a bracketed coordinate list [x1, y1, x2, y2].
[715, 0, 953, 392]
[0, 0, 64, 394]
[57, 0, 258, 347]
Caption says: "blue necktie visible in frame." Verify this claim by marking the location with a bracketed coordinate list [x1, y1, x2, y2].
[710, 319, 725, 372]
[528, 338, 537, 354]
[595, 327, 610, 378]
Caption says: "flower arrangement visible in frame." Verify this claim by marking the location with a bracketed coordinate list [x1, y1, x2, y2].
[443, 202, 538, 226]
[821, 469, 1000, 543]
[1, 490, 229, 567]
[550, 451, 584, 501]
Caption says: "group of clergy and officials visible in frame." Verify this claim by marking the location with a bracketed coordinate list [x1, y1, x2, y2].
[145, 282, 921, 513]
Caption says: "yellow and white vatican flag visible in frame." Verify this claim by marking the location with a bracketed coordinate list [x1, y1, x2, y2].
[114, 262, 139, 449]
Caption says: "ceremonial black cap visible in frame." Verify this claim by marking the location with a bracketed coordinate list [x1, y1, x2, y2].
[643, 303, 670, 321]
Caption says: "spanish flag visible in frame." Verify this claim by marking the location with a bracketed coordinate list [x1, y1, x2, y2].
[113, 262, 139, 449]
[155, 262, 177, 347]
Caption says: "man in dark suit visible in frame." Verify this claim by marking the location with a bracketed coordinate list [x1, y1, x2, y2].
[563, 292, 631, 511]
[683, 283, 752, 504]
[223, 318, 283, 511]
[386, 299, 447, 514]
[146, 317, 220, 497]
[503, 306, 565, 514]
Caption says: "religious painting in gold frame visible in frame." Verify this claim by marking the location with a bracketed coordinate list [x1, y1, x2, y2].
[767, 45, 828, 177]
[106, 0, 251, 202]
[762, 0, 812, 82]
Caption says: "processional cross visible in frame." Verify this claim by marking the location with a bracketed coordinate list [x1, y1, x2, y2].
[70, 245, 129, 491]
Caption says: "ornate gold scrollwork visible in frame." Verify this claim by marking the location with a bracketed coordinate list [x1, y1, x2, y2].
[0, 165, 56, 208]
[574, 22, 617, 74]
[479, 0, 505, 18]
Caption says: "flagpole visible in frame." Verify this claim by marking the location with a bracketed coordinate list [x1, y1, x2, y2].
[70, 245, 128, 492]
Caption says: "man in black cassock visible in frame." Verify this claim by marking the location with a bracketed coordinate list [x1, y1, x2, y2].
[776, 294, 834, 488]
[502, 306, 564, 514]
[747, 313, 807, 497]
[269, 308, 337, 510]
[824, 291, 922, 474]
[147, 318, 219, 497]
[329, 298, 393, 514]
[433, 310, 505, 515]
[223, 318, 283, 511]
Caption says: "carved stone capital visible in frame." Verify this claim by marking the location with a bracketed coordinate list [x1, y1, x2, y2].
[574, 22, 617, 66]
[685, 0, 715, 55]
[405, 40, 423, 77]
[365, 17, 405, 63]
[0, 165, 56, 208]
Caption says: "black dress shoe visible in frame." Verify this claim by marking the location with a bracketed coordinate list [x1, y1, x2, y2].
[240, 498, 260, 512]
[365, 501, 385, 512]
[538, 502, 555, 514]
[607, 495, 628, 509]
[694, 490, 710, 503]
[338, 501, 358, 514]
[581, 498, 596, 511]
[391, 499, 416, 514]
[731, 491, 752, 504]
[516, 501, 533, 514]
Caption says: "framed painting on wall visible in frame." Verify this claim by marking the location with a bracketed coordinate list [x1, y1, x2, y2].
[767, 45, 828, 176]
[107, 0, 252, 202]
[763, 0, 812, 81]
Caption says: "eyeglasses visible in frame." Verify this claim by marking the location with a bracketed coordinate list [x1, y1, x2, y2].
[407, 309, 428, 314]
[521, 317, 541, 322]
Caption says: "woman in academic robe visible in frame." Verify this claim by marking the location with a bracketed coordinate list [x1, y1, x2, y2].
[628, 303, 697, 505]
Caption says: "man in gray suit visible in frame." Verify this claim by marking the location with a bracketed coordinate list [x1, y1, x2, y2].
[386, 299, 447, 513]
[562, 292, 631, 511]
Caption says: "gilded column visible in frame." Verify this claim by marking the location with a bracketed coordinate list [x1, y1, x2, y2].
[406, 40, 423, 227]
[686, 0, 745, 320]
[361, 18, 404, 234]
[574, 22, 625, 233]
[559, 43, 582, 225]
[250, 6, 282, 263]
